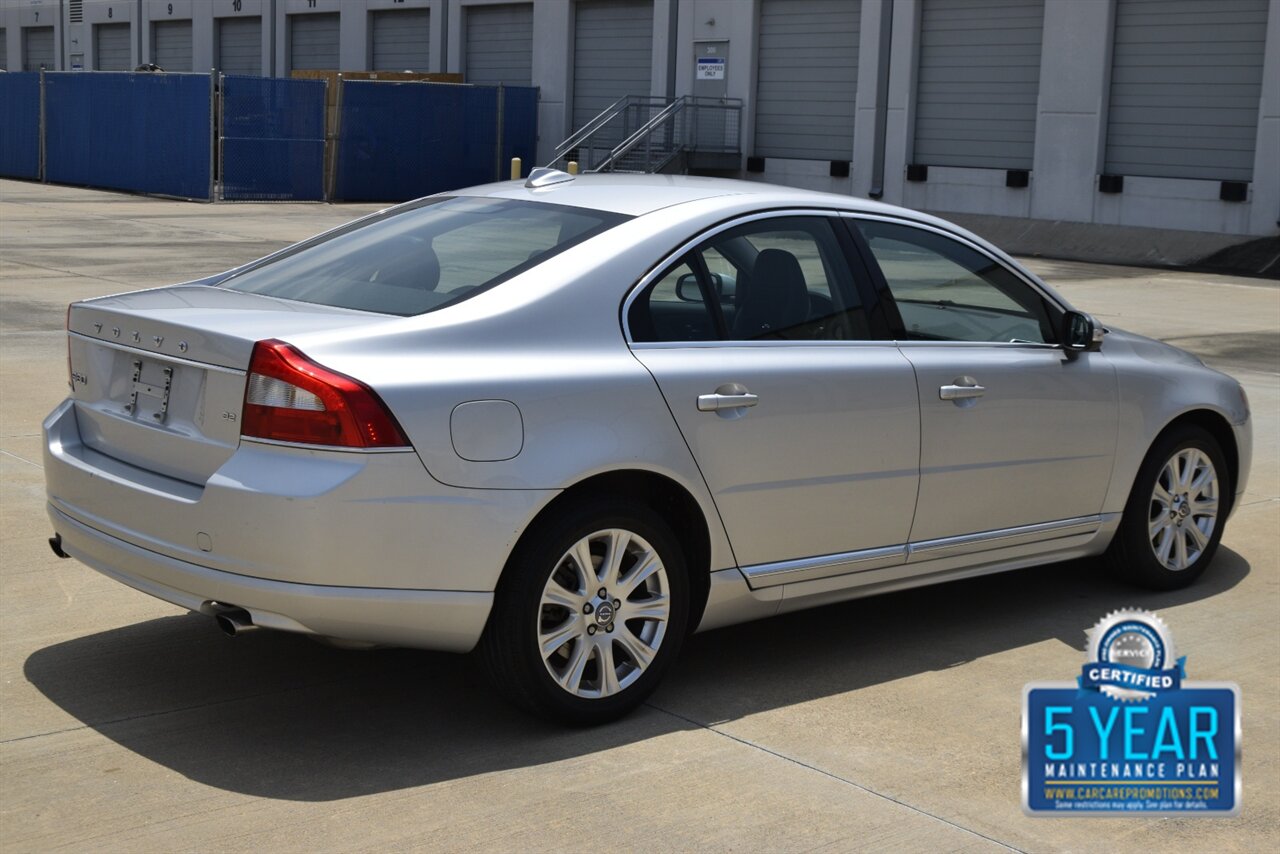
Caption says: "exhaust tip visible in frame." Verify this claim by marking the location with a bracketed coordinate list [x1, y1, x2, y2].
[48, 534, 70, 559]
[208, 604, 258, 637]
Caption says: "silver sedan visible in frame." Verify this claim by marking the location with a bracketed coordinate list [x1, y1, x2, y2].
[43, 173, 1252, 723]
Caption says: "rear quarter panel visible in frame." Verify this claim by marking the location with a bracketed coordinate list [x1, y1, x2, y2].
[282, 205, 770, 575]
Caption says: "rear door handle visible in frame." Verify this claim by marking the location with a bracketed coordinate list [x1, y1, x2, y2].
[939, 377, 985, 400]
[697, 392, 759, 412]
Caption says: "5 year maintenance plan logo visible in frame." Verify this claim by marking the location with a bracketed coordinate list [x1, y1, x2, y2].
[1022, 609, 1241, 815]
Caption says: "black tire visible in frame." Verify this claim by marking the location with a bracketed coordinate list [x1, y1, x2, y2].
[478, 497, 690, 725]
[1106, 424, 1230, 590]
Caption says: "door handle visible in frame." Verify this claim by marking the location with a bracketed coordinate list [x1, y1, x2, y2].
[939, 377, 985, 401]
[697, 392, 759, 412]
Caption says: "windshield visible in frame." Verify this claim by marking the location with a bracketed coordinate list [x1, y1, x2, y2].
[218, 197, 628, 316]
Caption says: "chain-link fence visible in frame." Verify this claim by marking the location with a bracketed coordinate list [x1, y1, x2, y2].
[220, 75, 326, 201]
[336, 82, 483, 202]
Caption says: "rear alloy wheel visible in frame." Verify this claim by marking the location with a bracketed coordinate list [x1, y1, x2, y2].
[1108, 426, 1229, 590]
[538, 528, 672, 699]
[480, 500, 689, 724]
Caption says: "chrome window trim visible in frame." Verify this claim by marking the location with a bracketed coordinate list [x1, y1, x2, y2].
[620, 208, 1071, 348]
[620, 208, 866, 346]
[629, 339, 901, 351]
[893, 340, 1061, 351]
[741, 515, 1102, 589]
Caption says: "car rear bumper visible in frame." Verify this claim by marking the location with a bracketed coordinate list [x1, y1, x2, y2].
[43, 398, 555, 591]
[50, 504, 492, 652]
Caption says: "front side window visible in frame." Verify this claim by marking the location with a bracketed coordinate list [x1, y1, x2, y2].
[220, 198, 627, 316]
[630, 217, 870, 343]
[856, 221, 1057, 344]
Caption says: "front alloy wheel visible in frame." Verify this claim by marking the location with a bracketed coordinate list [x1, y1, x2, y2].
[1148, 447, 1219, 572]
[1108, 424, 1230, 590]
[479, 499, 689, 724]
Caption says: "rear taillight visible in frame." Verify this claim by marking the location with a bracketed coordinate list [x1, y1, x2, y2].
[241, 340, 409, 449]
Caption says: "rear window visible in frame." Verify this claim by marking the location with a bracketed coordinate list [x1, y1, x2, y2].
[218, 197, 628, 316]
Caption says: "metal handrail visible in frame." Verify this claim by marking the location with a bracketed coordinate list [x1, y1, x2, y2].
[548, 95, 671, 165]
[594, 97, 688, 173]
[550, 94, 744, 173]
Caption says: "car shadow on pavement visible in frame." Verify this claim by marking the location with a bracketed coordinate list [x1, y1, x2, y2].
[23, 549, 1248, 802]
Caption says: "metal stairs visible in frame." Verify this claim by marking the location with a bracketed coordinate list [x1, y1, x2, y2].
[548, 95, 742, 175]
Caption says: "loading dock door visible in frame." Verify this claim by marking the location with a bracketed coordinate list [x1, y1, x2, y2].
[218, 17, 262, 76]
[152, 19, 193, 72]
[370, 8, 430, 72]
[465, 3, 533, 87]
[23, 26, 56, 71]
[1104, 0, 1268, 182]
[289, 13, 340, 72]
[572, 0, 654, 134]
[753, 0, 860, 161]
[913, 0, 1044, 170]
[94, 23, 131, 71]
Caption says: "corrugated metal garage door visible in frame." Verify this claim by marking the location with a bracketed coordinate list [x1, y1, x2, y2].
[152, 19, 192, 72]
[289, 13, 340, 72]
[573, 0, 653, 132]
[94, 23, 131, 71]
[218, 17, 262, 76]
[913, 0, 1044, 170]
[24, 26, 56, 71]
[1105, 0, 1268, 182]
[370, 8, 430, 72]
[754, 0, 860, 161]
[465, 3, 533, 86]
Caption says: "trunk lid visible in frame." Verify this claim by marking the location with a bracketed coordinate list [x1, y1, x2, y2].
[67, 286, 387, 485]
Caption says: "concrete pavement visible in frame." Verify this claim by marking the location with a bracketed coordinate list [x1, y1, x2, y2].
[2, 180, 1277, 852]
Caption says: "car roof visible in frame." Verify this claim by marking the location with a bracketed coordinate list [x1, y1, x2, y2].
[452, 173, 913, 218]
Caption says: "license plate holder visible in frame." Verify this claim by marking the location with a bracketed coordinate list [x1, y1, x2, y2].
[124, 358, 174, 424]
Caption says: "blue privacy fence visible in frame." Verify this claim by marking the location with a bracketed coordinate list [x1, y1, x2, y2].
[0, 73, 41, 180]
[0, 72, 539, 203]
[45, 72, 213, 200]
[335, 82, 538, 202]
[221, 75, 326, 201]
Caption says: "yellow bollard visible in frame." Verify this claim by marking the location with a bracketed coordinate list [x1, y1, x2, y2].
[567, 161, 580, 175]
[510, 157, 522, 180]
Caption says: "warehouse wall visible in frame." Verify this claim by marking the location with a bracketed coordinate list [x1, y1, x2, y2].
[2, 0, 1275, 237]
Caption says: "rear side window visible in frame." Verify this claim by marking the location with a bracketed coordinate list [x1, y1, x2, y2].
[219, 198, 627, 316]
[629, 216, 871, 343]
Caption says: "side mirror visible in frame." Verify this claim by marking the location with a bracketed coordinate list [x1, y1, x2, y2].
[675, 272, 722, 302]
[1062, 310, 1103, 353]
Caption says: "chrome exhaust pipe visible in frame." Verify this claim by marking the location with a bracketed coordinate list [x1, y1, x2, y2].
[208, 604, 258, 637]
